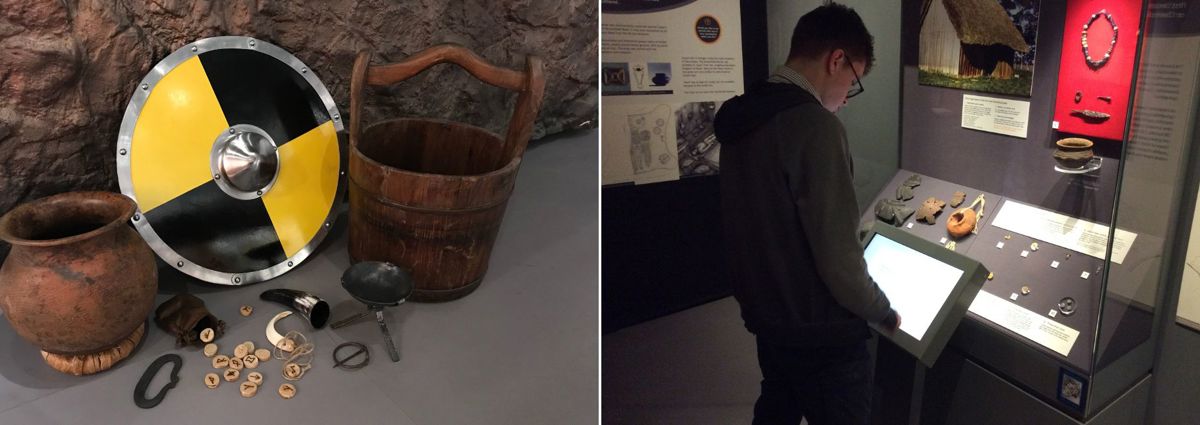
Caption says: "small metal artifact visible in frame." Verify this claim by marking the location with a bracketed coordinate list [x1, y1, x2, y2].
[1097, 96, 1112, 103]
[1071, 109, 1111, 122]
[240, 305, 254, 317]
[332, 342, 371, 370]
[1020, 286, 1032, 296]
[945, 241, 957, 251]
[1004, 234, 1012, 240]
[916, 197, 946, 224]
[1058, 297, 1077, 316]
[1030, 242, 1040, 251]
[950, 191, 966, 208]
[987, 272, 994, 281]
[134, 354, 182, 409]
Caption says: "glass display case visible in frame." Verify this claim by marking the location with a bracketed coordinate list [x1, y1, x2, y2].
[863, 1, 1200, 422]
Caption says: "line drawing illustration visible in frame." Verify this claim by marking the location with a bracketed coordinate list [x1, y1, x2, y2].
[627, 104, 674, 174]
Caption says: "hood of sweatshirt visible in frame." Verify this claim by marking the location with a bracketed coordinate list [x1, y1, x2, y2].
[713, 81, 820, 145]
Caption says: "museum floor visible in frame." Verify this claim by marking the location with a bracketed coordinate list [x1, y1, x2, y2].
[603, 298, 762, 424]
[0, 129, 598, 424]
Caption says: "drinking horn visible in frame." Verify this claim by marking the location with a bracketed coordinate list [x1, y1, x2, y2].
[259, 289, 331, 329]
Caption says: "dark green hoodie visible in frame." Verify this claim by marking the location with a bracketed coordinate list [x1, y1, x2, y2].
[714, 81, 895, 346]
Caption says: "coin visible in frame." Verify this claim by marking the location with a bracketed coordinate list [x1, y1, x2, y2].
[200, 328, 215, 343]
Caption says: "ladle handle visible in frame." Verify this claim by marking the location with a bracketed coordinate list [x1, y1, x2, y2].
[375, 310, 400, 362]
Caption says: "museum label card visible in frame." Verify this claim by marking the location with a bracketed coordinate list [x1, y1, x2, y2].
[969, 291, 1080, 357]
[991, 200, 1137, 264]
[961, 94, 1030, 138]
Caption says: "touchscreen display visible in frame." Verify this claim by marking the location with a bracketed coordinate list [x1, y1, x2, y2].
[863, 234, 964, 340]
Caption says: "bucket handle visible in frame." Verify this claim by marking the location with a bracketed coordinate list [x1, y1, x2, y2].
[349, 44, 546, 170]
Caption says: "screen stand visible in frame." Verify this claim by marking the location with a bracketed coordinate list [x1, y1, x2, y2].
[872, 336, 927, 425]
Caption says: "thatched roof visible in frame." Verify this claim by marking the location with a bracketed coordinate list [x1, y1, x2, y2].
[942, 0, 1031, 52]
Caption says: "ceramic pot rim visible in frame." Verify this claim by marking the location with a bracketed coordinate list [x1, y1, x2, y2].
[0, 192, 136, 248]
[1056, 137, 1094, 149]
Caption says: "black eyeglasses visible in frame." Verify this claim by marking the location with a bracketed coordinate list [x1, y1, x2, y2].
[845, 53, 865, 99]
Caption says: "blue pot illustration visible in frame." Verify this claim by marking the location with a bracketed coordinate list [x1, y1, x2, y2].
[651, 73, 670, 87]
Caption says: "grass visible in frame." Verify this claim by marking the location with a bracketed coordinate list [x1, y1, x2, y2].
[918, 69, 1033, 97]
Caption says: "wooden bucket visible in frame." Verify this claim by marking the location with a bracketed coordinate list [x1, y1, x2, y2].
[348, 45, 544, 302]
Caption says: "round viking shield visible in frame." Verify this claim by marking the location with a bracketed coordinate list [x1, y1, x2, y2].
[116, 36, 346, 285]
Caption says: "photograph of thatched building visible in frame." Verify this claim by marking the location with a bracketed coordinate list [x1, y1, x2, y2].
[919, 0, 1040, 97]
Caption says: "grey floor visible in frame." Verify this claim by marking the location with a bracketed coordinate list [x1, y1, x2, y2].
[602, 298, 763, 424]
[0, 129, 598, 425]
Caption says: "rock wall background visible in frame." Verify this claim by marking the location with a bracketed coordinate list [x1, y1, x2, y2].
[0, 0, 597, 260]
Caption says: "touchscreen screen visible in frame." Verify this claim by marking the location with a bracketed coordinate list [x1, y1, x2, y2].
[863, 234, 964, 340]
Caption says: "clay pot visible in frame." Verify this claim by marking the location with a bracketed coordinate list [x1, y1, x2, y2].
[1054, 138, 1094, 169]
[0, 192, 157, 374]
[946, 208, 978, 239]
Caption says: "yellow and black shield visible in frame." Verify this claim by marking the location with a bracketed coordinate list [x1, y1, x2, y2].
[116, 36, 345, 285]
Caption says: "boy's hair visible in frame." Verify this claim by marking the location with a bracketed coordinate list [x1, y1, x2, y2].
[788, 1, 875, 74]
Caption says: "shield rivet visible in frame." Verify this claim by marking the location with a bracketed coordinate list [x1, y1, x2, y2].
[141, 83, 148, 91]
[234, 276, 242, 284]
[177, 261, 184, 267]
[248, 39, 256, 47]
[332, 114, 340, 121]
[119, 148, 127, 155]
[256, 190, 263, 196]
[301, 67, 307, 73]
[190, 46, 198, 53]
[229, 128, 236, 134]
[287, 261, 294, 267]
[325, 222, 331, 228]
[132, 214, 140, 222]
[214, 174, 221, 180]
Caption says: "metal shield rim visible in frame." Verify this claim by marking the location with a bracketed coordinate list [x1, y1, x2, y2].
[116, 36, 346, 286]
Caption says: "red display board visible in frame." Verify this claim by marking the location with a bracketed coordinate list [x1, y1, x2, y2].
[1052, 0, 1143, 142]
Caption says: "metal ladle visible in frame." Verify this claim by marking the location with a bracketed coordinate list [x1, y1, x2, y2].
[330, 262, 414, 362]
